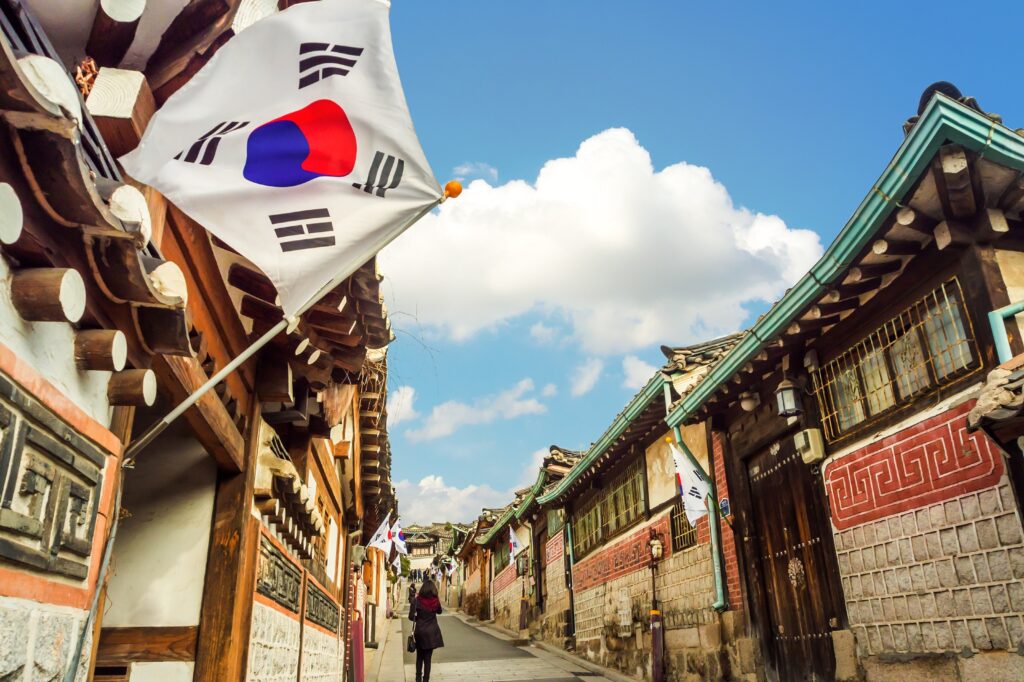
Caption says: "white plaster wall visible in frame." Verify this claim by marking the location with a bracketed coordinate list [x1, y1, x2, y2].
[130, 662, 194, 682]
[104, 423, 217, 627]
[0, 256, 111, 425]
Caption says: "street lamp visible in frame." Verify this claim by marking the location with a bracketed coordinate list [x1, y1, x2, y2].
[648, 528, 665, 682]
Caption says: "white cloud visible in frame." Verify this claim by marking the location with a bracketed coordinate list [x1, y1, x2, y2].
[570, 358, 604, 397]
[529, 322, 559, 344]
[519, 447, 549, 487]
[622, 355, 658, 389]
[405, 378, 546, 442]
[396, 475, 508, 525]
[541, 383, 558, 398]
[386, 385, 419, 428]
[382, 128, 822, 355]
[453, 161, 498, 183]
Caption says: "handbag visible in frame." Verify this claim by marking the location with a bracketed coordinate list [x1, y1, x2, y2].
[407, 602, 417, 652]
[407, 621, 417, 653]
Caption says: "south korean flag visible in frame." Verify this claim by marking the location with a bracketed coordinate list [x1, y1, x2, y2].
[671, 443, 711, 526]
[121, 0, 440, 316]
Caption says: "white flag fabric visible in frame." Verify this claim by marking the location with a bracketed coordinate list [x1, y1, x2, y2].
[671, 443, 711, 526]
[121, 0, 440, 316]
[509, 528, 524, 558]
[368, 513, 392, 552]
[390, 520, 407, 555]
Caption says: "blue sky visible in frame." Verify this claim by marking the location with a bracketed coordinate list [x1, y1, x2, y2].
[380, 1, 1024, 524]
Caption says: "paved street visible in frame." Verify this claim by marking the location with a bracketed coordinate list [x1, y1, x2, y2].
[395, 609, 613, 681]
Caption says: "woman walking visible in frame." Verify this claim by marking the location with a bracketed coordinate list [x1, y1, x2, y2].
[409, 579, 444, 682]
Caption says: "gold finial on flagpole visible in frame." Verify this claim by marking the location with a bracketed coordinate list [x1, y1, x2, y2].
[442, 180, 462, 201]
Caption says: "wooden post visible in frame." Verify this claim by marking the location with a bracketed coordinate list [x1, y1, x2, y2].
[108, 369, 157, 406]
[194, 399, 261, 680]
[10, 268, 87, 323]
[75, 329, 128, 371]
[871, 238, 920, 257]
[934, 220, 973, 251]
[86, 0, 147, 67]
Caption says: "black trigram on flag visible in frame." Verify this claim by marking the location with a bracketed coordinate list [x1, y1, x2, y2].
[269, 209, 335, 252]
[686, 486, 703, 500]
[174, 121, 249, 165]
[352, 151, 404, 197]
[299, 43, 364, 89]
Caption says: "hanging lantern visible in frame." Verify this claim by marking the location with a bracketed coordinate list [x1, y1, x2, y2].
[775, 378, 803, 417]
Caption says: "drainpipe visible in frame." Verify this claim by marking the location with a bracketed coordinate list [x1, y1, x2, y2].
[989, 300, 1024, 364]
[663, 377, 728, 613]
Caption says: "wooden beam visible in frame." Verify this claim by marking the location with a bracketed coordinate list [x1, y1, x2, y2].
[227, 263, 278, 304]
[87, 0, 146, 68]
[831, 277, 883, 300]
[847, 260, 901, 282]
[151, 354, 244, 471]
[894, 207, 935, 235]
[871, 238, 920, 257]
[0, 182, 23, 245]
[193, 399, 261, 680]
[939, 145, 976, 218]
[974, 207, 1011, 241]
[96, 625, 196, 666]
[807, 298, 859, 318]
[255, 349, 293, 403]
[934, 220, 973, 251]
[147, 1, 241, 103]
[75, 329, 128, 371]
[11, 268, 86, 323]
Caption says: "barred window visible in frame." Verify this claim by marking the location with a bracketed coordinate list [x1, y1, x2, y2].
[493, 539, 510, 574]
[670, 499, 698, 551]
[571, 459, 647, 559]
[812, 279, 977, 441]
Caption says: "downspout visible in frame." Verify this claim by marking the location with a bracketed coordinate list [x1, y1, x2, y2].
[989, 300, 1024, 363]
[664, 377, 727, 612]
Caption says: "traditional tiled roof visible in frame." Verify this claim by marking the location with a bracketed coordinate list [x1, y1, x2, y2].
[969, 356, 1024, 447]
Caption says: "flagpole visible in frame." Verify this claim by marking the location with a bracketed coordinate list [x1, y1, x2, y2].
[124, 186, 458, 463]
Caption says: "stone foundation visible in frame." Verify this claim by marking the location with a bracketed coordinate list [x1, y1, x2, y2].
[492, 563, 526, 632]
[247, 600, 301, 682]
[0, 596, 90, 682]
[299, 624, 343, 681]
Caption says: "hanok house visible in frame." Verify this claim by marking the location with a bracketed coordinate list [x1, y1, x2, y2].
[477, 492, 533, 634]
[509, 445, 582, 648]
[534, 334, 759, 681]
[662, 85, 1024, 681]
[0, 2, 399, 681]
[456, 508, 501, 621]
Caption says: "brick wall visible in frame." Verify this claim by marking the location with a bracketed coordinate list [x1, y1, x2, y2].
[824, 404, 1024, 665]
[573, 515, 671, 593]
[711, 431, 742, 610]
[492, 566, 525, 632]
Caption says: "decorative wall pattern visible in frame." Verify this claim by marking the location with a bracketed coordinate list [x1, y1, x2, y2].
[824, 402, 1002, 530]
[492, 562, 517, 595]
[0, 373, 106, 580]
[257, 534, 302, 613]
[545, 532, 563, 566]
[299, 624, 342, 681]
[573, 515, 671, 593]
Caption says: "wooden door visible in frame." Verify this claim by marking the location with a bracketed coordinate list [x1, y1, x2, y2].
[534, 521, 548, 613]
[748, 437, 840, 681]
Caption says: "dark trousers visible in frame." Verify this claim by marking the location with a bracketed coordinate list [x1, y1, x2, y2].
[415, 648, 433, 681]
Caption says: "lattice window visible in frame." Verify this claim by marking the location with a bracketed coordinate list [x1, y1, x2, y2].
[812, 278, 978, 441]
[670, 499, 698, 551]
[493, 538, 511, 573]
[571, 459, 647, 559]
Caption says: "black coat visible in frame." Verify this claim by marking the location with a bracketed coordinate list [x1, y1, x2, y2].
[409, 596, 444, 650]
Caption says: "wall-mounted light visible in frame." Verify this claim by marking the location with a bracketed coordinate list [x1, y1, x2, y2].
[775, 378, 803, 418]
[739, 391, 760, 412]
[648, 529, 664, 562]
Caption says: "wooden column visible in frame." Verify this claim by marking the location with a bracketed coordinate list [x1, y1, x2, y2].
[86, 0, 147, 67]
[194, 399, 261, 680]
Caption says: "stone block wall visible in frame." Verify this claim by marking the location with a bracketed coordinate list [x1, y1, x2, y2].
[824, 402, 1024, 678]
[247, 601, 301, 682]
[492, 562, 524, 632]
[537, 532, 571, 645]
[299, 624, 343, 681]
[0, 596, 89, 682]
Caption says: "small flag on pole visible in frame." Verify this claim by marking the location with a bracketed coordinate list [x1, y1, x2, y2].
[120, 0, 441, 317]
[671, 443, 711, 526]
[391, 520, 407, 555]
[509, 528, 524, 558]
[368, 513, 392, 553]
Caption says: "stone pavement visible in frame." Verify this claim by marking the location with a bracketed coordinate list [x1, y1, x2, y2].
[368, 602, 610, 679]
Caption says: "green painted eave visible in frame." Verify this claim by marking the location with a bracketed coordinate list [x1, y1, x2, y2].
[536, 371, 665, 506]
[665, 94, 1024, 430]
[514, 468, 550, 520]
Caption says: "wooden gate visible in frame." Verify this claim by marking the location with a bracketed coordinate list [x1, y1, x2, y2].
[747, 437, 841, 681]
